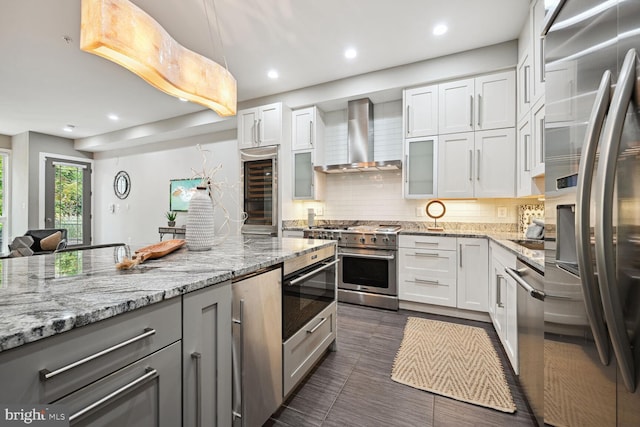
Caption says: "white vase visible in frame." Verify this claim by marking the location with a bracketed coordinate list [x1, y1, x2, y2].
[185, 186, 214, 251]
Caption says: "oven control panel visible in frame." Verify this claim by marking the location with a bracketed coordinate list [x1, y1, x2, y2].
[303, 230, 397, 249]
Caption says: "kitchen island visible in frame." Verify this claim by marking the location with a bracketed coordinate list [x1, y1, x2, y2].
[0, 236, 336, 426]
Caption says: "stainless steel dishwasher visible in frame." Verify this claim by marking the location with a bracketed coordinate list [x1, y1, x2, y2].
[232, 265, 282, 427]
[505, 258, 544, 426]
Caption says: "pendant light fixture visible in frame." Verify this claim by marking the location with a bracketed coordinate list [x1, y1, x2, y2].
[80, 0, 237, 116]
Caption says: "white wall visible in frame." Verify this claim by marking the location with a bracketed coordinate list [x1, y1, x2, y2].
[10, 133, 28, 238]
[93, 132, 241, 245]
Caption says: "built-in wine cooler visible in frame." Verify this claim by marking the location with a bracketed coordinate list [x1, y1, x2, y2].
[240, 146, 278, 236]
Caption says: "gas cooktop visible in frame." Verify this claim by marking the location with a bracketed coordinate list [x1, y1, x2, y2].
[303, 224, 401, 249]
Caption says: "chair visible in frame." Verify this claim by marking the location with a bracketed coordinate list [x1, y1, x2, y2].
[19, 229, 68, 254]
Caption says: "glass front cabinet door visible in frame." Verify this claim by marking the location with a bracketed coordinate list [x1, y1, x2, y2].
[404, 137, 438, 198]
[293, 150, 324, 200]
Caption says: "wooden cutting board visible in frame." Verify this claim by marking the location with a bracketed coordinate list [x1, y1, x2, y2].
[116, 239, 185, 270]
[133, 239, 186, 262]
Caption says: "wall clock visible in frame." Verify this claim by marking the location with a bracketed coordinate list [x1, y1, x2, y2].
[114, 170, 131, 199]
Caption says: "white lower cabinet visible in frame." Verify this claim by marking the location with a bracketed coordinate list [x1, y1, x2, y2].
[489, 241, 518, 373]
[399, 235, 457, 307]
[457, 238, 489, 312]
[399, 235, 488, 313]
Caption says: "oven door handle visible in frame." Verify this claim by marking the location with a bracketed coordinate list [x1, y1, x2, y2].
[340, 253, 395, 261]
[288, 259, 339, 286]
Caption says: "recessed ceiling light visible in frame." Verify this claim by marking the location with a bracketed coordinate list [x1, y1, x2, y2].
[63, 125, 75, 132]
[267, 70, 279, 79]
[344, 48, 357, 59]
[178, 97, 188, 102]
[108, 114, 119, 121]
[433, 24, 448, 36]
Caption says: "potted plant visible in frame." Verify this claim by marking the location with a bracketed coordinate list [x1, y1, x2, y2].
[165, 211, 177, 227]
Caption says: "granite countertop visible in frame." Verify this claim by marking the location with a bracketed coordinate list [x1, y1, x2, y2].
[399, 229, 544, 272]
[0, 236, 335, 353]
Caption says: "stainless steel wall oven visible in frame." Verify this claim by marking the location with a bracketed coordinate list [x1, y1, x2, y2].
[282, 246, 338, 341]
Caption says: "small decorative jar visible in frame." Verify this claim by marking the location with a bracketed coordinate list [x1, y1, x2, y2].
[185, 186, 214, 251]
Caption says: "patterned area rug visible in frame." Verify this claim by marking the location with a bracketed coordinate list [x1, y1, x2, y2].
[544, 339, 616, 427]
[391, 317, 516, 413]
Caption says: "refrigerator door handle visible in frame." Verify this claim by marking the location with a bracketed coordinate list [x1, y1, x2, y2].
[595, 48, 639, 393]
[576, 70, 612, 366]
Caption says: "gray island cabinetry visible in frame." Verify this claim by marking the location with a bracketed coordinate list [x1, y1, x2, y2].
[183, 281, 233, 427]
[0, 299, 183, 426]
[0, 237, 335, 426]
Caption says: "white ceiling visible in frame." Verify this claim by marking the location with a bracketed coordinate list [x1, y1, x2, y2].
[0, 0, 529, 143]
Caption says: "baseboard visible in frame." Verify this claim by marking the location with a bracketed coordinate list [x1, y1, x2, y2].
[399, 301, 491, 323]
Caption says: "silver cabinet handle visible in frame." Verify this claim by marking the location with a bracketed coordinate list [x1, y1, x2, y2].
[289, 259, 339, 286]
[232, 299, 245, 424]
[253, 119, 258, 144]
[415, 278, 439, 285]
[459, 244, 463, 268]
[524, 65, 531, 104]
[505, 267, 545, 302]
[539, 37, 545, 83]
[576, 70, 612, 366]
[257, 118, 262, 143]
[496, 274, 504, 308]
[405, 154, 409, 183]
[39, 328, 156, 381]
[69, 367, 158, 422]
[477, 94, 482, 127]
[406, 105, 411, 135]
[309, 120, 313, 146]
[468, 149, 473, 181]
[595, 48, 638, 393]
[408, 252, 439, 258]
[469, 95, 473, 128]
[343, 253, 395, 260]
[191, 352, 202, 427]
[476, 149, 481, 181]
[539, 116, 545, 164]
[524, 134, 530, 172]
[415, 241, 438, 246]
[307, 317, 327, 334]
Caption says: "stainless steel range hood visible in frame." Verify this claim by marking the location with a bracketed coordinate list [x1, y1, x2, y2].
[314, 98, 403, 173]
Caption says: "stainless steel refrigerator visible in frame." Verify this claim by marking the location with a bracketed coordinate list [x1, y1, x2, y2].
[543, 0, 640, 425]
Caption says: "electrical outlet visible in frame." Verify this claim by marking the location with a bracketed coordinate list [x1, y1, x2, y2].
[497, 207, 507, 218]
[315, 206, 324, 216]
[415, 206, 425, 217]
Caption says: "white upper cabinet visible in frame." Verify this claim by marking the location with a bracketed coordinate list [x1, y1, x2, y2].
[439, 71, 515, 135]
[403, 85, 438, 138]
[438, 129, 515, 198]
[404, 136, 438, 199]
[517, 50, 532, 123]
[475, 128, 516, 198]
[437, 132, 475, 197]
[531, 0, 546, 105]
[237, 102, 289, 149]
[291, 106, 325, 200]
[439, 78, 475, 134]
[475, 71, 516, 131]
[292, 107, 322, 151]
[531, 100, 545, 177]
[516, 115, 533, 197]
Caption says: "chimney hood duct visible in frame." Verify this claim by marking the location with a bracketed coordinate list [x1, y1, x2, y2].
[314, 98, 403, 173]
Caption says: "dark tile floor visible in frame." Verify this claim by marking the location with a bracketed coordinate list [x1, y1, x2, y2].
[266, 302, 537, 427]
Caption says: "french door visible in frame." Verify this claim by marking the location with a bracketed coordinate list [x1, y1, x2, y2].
[44, 157, 92, 246]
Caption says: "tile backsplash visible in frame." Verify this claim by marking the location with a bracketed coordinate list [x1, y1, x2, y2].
[518, 203, 545, 233]
[286, 169, 536, 228]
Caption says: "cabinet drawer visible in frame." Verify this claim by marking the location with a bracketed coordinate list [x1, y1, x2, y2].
[399, 248, 457, 278]
[399, 274, 457, 307]
[399, 235, 456, 251]
[0, 298, 181, 403]
[283, 302, 336, 397]
[54, 341, 181, 427]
